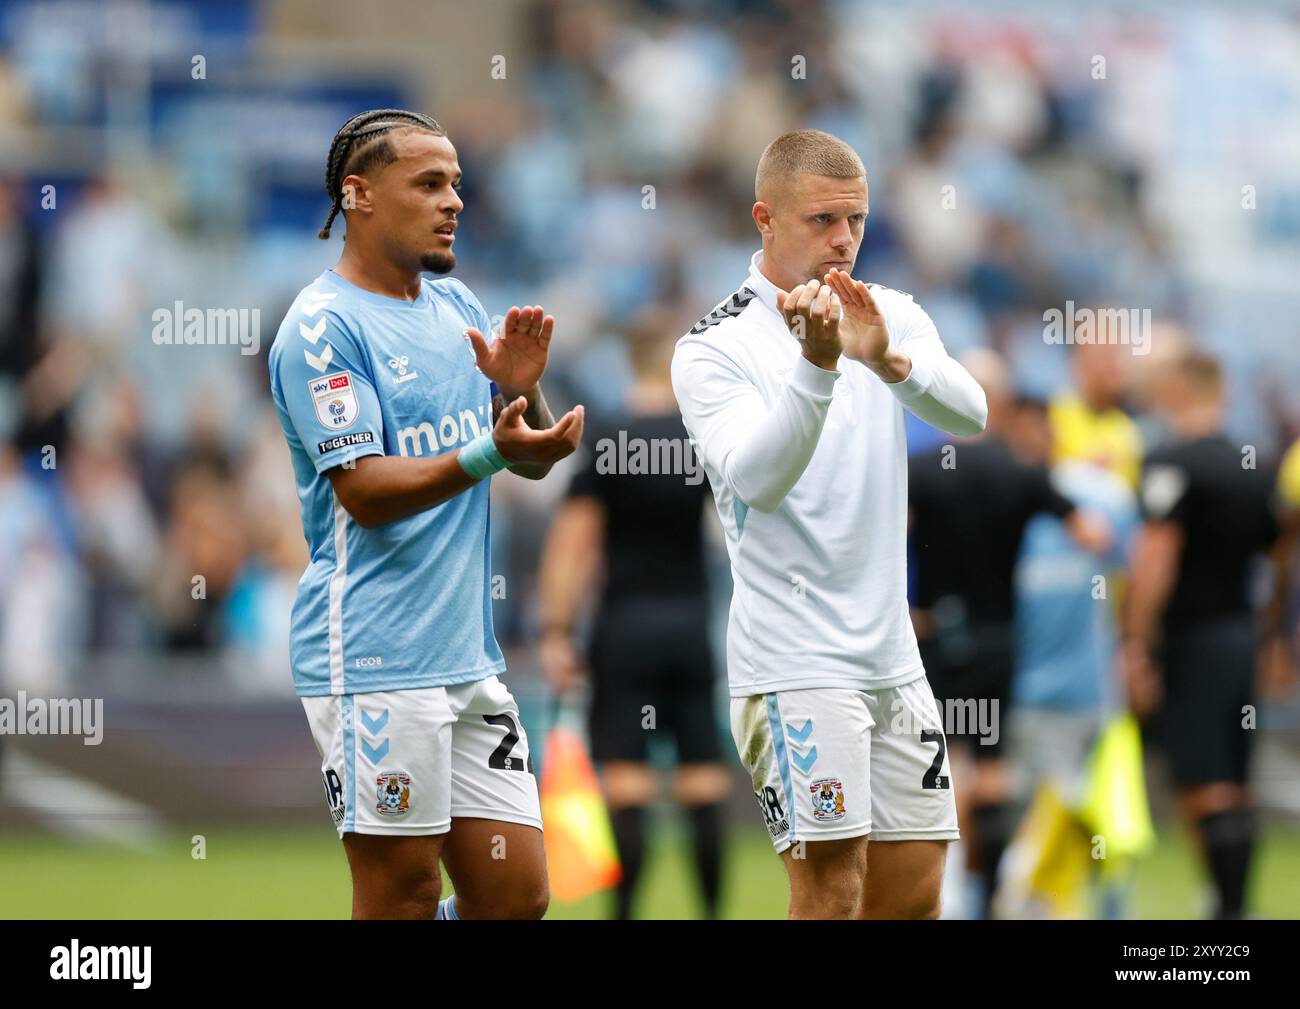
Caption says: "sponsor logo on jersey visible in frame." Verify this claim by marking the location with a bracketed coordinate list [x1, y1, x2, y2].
[688, 286, 755, 334]
[308, 371, 360, 430]
[322, 767, 345, 826]
[376, 770, 412, 816]
[300, 289, 338, 318]
[809, 777, 846, 821]
[396, 404, 491, 456]
[318, 431, 374, 454]
[388, 355, 419, 384]
[753, 785, 790, 838]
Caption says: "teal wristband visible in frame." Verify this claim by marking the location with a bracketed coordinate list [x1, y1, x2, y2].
[458, 432, 510, 480]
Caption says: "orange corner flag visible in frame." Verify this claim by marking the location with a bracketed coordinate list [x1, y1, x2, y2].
[539, 724, 621, 902]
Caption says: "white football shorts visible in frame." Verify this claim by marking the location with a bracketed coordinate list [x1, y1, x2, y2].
[301, 676, 542, 838]
[730, 678, 959, 852]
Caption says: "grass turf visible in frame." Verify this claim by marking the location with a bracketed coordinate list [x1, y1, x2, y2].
[1, 822, 1297, 919]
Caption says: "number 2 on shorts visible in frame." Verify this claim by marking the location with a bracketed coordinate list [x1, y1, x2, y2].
[483, 713, 533, 772]
[920, 729, 950, 790]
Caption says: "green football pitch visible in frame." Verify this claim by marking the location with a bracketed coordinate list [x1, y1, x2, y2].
[2, 823, 1298, 919]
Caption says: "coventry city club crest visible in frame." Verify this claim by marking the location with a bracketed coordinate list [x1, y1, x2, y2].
[376, 771, 411, 816]
[809, 778, 846, 822]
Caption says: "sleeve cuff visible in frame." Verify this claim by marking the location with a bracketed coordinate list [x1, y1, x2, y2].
[789, 354, 841, 398]
[315, 440, 384, 474]
[883, 351, 934, 403]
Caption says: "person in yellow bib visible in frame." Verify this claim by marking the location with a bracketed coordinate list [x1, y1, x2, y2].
[1259, 436, 1300, 704]
[1050, 340, 1143, 490]
[1280, 437, 1300, 510]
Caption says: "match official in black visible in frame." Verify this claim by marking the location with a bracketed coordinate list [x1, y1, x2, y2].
[537, 312, 730, 920]
[1124, 349, 1290, 919]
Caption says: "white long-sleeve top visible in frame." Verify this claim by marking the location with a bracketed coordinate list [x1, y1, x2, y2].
[671, 250, 988, 696]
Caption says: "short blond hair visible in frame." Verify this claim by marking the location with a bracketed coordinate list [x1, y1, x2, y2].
[1170, 349, 1224, 401]
[755, 129, 865, 201]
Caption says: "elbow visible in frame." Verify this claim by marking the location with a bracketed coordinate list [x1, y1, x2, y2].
[721, 445, 796, 514]
[348, 506, 382, 529]
[736, 485, 785, 514]
[954, 395, 989, 437]
[727, 464, 783, 513]
[931, 410, 986, 439]
[955, 409, 988, 437]
[336, 491, 382, 529]
[726, 462, 793, 514]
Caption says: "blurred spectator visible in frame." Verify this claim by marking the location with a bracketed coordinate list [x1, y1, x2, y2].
[0, 440, 83, 695]
[0, 1, 1293, 733]
[0, 180, 50, 453]
[1050, 339, 1144, 490]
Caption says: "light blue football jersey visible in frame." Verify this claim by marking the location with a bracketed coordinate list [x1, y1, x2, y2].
[268, 268, 505, 696]
[1012, 461, 1139, 712]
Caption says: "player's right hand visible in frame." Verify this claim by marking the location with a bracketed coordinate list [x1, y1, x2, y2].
[776, 279, 843, 371]
[492, 395, 584, 464]
[1257, 633, 1299, 701]
[540, 629, 586, 694]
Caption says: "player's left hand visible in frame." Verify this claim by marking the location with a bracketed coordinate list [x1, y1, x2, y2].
[1120, 640, 1162, 721]
[1066, 509, 1116, 556]
[540, 630, 587, 695]
[824, 268, 890, 367]
[465, 305, 553, 398]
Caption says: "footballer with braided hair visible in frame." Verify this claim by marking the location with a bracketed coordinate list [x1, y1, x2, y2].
[269, 109, 583, 919]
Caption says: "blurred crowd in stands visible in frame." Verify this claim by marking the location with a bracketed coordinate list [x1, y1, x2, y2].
[0, 0, 1297, 698]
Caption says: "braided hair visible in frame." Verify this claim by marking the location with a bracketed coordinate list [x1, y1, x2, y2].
[318, 108, 444, 240]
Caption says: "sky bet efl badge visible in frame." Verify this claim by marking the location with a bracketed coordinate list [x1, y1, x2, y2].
[376, 771, 411, 816]
[308, 371, 359, 430]
[810, 778, 846, 822]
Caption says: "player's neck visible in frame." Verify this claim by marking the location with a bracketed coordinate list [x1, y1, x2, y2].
[1080, 391, 1116, 414]
[757, 246, 805, 295]
[334, 243, 424, 302]
[627, 380, 675, 415]
[1173, 404, 1223, 440]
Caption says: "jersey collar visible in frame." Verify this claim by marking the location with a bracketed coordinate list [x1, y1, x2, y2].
[746, 250, 783, 317]
[325, 268, 430, 308]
